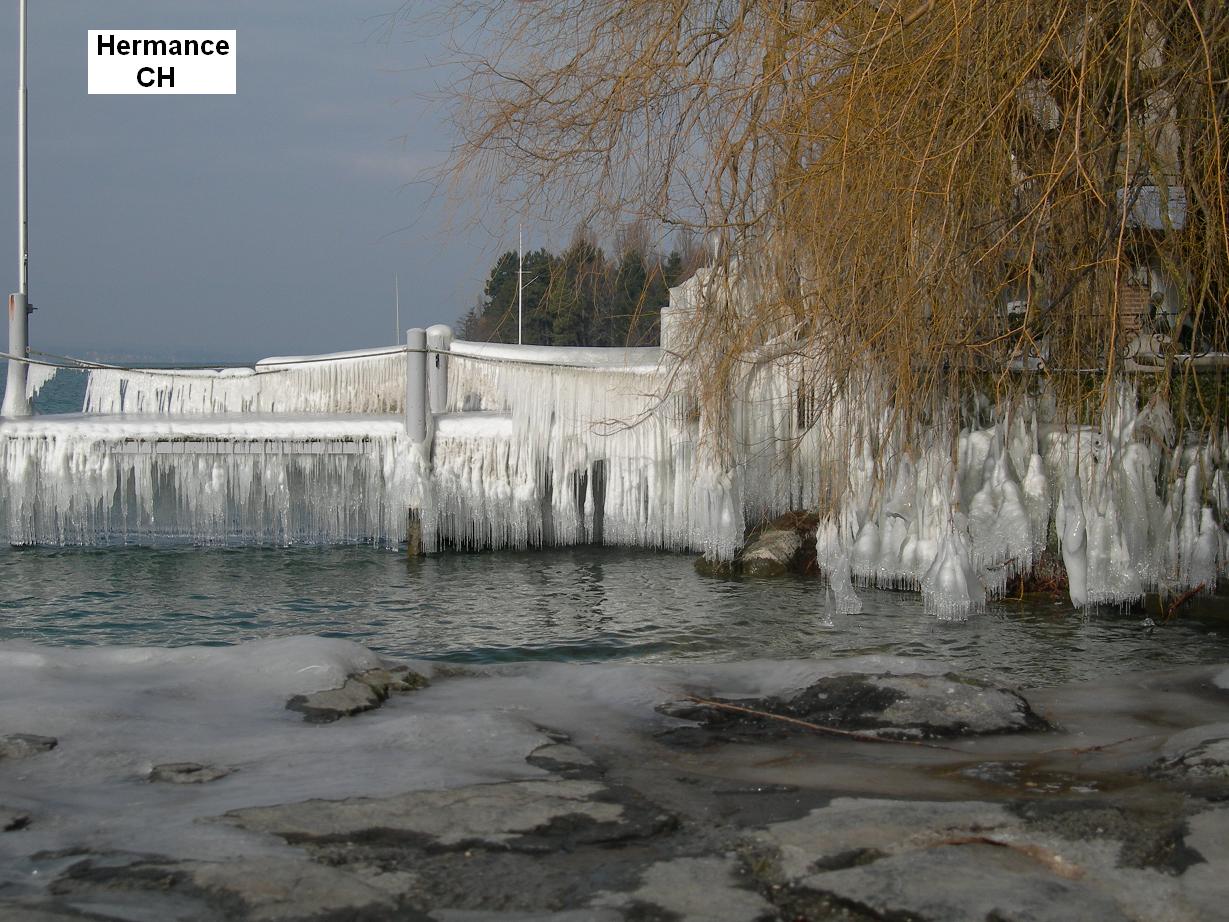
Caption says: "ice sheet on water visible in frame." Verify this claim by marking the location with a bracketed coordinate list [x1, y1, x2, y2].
[0, 637, 548, 890]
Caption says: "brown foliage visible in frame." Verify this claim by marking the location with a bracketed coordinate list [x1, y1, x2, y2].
[439, 0, 1229, 440]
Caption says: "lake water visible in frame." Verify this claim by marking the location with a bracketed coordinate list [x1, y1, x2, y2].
[0, 543, 1224, 685]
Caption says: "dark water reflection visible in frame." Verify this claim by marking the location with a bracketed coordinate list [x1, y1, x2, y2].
[1, 544, 1225, 685]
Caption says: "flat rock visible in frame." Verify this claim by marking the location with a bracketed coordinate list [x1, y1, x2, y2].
[2, 805, 32, 832]
[0, 904, 114, 921]
[754, 796, 1201, 922]
[1151, 724, 1229, 783]
[285, 665, 428, 723]
[0, 734, 58, 761]
[148, 762, 233, 784]
[593, 856, 774, 922]
[433, 912, 621, 922]
[668, 672, 1050, 741]
[756, 797, 1018, 879]
[222, 778, 675, 853]
[799, 844, 1130, 922]
[50, 855, 413, 922]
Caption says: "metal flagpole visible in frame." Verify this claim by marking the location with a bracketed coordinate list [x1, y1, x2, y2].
[3, 0, 32, 417]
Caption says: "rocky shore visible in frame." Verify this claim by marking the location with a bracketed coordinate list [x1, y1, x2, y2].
[2, 638, 1229, 921]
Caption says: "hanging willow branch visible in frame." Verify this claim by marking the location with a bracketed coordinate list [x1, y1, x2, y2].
[430, 0, 1229, 452]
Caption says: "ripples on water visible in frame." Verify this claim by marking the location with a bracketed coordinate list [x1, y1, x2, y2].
[1, 544, 1225, 685]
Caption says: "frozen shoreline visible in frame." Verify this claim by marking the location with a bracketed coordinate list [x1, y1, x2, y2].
[3, 636, 1229, 920]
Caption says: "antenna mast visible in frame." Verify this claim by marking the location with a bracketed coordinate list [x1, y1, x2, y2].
[3, 0, 32, 417]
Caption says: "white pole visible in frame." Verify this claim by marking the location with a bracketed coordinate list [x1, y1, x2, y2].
[425, 324, 452, 415]
[405, 327, 428, 446]
[394, 273, 400, 344]
[17, 0, 26, 299]
[517, 224, 523, 345]
[3, 0, 31, 418]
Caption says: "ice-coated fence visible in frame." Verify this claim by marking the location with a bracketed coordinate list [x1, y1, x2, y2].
[1, 308, 1226, 615]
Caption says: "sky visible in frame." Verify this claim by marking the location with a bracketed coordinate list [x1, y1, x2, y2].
[0, 1, 513, 361]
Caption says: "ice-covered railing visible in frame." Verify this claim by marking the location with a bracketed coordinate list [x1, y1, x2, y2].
[83, 346, 407, 415]
[439, 338, 744, 560]
[0, 416, 423, 546]
[3, 306, 1225, 613]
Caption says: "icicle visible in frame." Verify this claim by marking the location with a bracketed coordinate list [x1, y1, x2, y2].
[1058, 475, 1089, 607]
[24, 364, 59, 401]
[921, 514, 985, 620]
[827, 553, 863, 615]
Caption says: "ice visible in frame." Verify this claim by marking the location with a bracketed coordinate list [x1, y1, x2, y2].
[0, 637, 547, 888]
[0, 415, 418, 546]
[826, 553, 864, 615]
[921, 514, 986, 619]
[23, 363, 58, 401]
[3, 321, 1227, 610]
[85, 347, 407, 415]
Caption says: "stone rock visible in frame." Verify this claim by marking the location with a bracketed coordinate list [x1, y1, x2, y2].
[592, 856, 774, 922]
[669, 672, 1051, 741]
[756, 798, 1018, 880]
[0, 734, 57, 761]
[50, 855, 414, 922]
[0, 904, 114, 921]
[1150, 725, 1229, 783]
[738, 528, 803, 578]
[694, 556, 737, 577]
[285, 665, 428, 723]
[753, 796, 1200, 922]
[222, 778, 675, 853]
[525, 742, 600, 777]
[148, 762, 233, 784]
[433, 913, 622, 922]
[2, 805, 32, 832]
[798, 844, 1130, 922]
[695, 527, 806, 578]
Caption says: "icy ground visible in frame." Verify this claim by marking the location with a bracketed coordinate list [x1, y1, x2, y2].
[2, 636, 1229, 921]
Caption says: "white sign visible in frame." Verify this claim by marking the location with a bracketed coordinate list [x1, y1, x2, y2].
[88, 30, 236, 95]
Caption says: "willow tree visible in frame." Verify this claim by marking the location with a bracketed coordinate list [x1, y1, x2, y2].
[442, 0, 1228, 441]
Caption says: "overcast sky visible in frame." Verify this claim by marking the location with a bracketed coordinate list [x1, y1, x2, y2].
[0, 1, 512, 360]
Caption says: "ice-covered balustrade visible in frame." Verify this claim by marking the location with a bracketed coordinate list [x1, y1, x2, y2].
[0, 416, 424, 546]
[84, 347, 407, 415]
[442, 340, 744, 559]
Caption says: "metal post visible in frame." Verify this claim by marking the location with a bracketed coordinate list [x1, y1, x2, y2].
[3, 0, 31, 418]
[405, 328, 428, 445]
[517, 224, 523, 345]
[425, 324, 451, 415]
